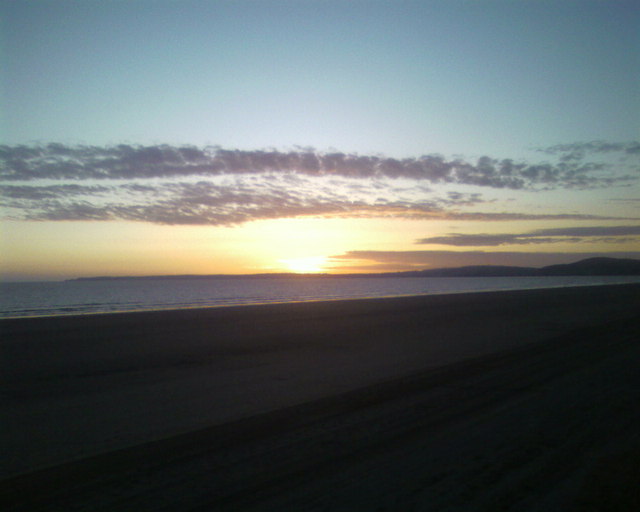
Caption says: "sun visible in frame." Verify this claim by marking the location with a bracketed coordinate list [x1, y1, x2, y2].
[280, 256, 327, 274]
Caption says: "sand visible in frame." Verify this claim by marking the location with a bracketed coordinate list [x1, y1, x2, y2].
[1, 284, 639, 510]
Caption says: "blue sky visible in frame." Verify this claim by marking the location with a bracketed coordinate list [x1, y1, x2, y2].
[1, 0, 639, 279]
[4, 0, 638, 156]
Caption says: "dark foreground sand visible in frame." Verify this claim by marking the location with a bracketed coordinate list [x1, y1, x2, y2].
[1, 284, 639, 510]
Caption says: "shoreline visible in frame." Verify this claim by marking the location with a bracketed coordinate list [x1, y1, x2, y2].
[2, 284, 640, 509]
[3, 279, 640, 321]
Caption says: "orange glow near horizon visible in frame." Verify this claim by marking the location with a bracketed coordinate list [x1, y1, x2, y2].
[279, 256, 328, 274]
[2, 216, 640, 281]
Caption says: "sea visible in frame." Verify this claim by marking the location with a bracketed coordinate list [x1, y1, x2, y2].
[2, 275, 640, 319]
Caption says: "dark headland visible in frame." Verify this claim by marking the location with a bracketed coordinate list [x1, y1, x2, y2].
[2, 283, 639, 510]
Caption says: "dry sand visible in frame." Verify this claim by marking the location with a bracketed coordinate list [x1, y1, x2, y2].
[1, 284, 639, 510]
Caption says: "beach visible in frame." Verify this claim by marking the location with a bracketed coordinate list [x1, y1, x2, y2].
[1, 284, 639, 510]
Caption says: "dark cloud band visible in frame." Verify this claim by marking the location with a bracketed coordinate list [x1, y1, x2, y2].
[1, 143, 637, 189]
[416, 225, 640, 246]
[2, 142, 638, 226]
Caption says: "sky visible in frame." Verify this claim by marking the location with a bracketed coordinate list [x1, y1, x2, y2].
[1, 0, 639, 280]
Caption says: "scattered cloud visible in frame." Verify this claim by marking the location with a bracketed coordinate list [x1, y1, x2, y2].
[417, 225, 640, 246]
[532, 226, 640, 236]
[0, 184, 110, 200]
[2, 179, 633, 226]
[0, 179, 475, 225]
[1, 143, 637, 189]
[535, 141, 640, 160]
[1, 142, 639, 226]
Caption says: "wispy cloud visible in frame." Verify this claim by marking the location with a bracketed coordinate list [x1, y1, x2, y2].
[0, 184, 110, 200]
[1, 179, 479, 225]
[417, 225, 640, 247]
[1, 142, 638, 226]
[2, 180, 631, 226]
[535, 141, 640, 160]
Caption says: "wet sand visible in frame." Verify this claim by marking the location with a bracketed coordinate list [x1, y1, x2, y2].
[1, 284, 639, 510]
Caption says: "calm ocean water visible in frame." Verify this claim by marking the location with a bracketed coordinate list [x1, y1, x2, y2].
[2, 275, 640, 319]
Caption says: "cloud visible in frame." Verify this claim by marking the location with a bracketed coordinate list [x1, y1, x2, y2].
[25, 202, 114, 221]
[330, 250, 640, 270]
[420, 212, 631, 222]
[0, 178, 447, 225]
[417, 234, 564, 246]
[536, 141, 640, 157]
[1, 142, 637, 190]
[2, 178, 632, 226]
[0, 184, 110, 200]
[533, 141, 640, 184]
[416, 225, 640, 246]
[1, 142, 639, 226]
[533, 225, 640, 237]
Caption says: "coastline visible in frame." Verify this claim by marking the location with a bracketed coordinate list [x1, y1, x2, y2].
[2, 284, 639, 509]
[3, 275, 640, 320]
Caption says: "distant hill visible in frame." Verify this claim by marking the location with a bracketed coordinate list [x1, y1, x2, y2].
[70, 257, 640, 281]
[396, 265, 538, 278]
[537, 257, 640, 276]
[396, 257, 640, 277]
